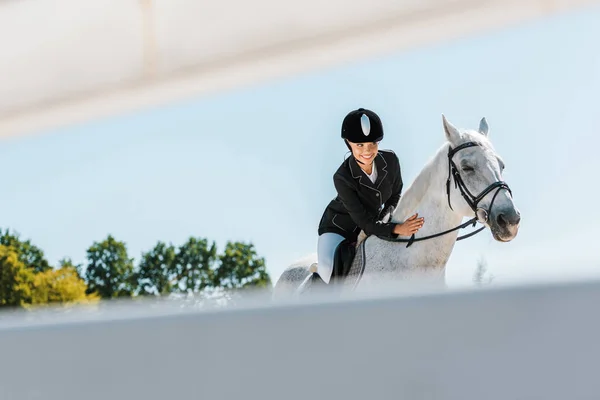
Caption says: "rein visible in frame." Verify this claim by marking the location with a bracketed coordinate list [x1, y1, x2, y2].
[380, 141, 511, 248]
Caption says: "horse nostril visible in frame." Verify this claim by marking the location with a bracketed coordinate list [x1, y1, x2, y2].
[496, 213, 507, 228]
[513, 214, 521, 225]
[497, 212, 520, 227]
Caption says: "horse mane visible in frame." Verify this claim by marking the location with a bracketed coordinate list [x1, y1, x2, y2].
[390, 142, 450, 223]
[390, 128, 497, 224]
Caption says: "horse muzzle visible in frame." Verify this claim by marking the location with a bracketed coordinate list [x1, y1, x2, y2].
[489, 207, 521, 242]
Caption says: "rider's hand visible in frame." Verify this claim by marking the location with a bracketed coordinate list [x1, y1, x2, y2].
[393, 213, 425, 236]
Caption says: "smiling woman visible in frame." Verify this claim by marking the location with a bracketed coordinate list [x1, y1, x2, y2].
[313, 108, 424, 284]
[346, 141, 379, 175]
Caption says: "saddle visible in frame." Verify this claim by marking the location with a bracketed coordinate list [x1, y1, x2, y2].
[306, 239, 358, 289]
[330, 239, 357, 284]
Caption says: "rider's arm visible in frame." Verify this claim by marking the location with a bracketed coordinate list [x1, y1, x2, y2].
[333, 174, 398, 238]
[382, 153, 403, 216]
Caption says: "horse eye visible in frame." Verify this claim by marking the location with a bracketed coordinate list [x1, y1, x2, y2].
[462, 165, 474, 172]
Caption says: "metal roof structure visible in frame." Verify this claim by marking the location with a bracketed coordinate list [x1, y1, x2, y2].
[0, 0, 597, 139]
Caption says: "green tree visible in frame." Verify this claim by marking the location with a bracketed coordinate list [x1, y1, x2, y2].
[215, 242, 271, 289]
[136, 241, 177, 296]
[173, 238, 217, 293]
[31, 266, 98, 306]
[0, 245, 35, 307]
[85, 235, 135, 298]
[0, 228, 50, 273]
[58, 257, 84, 280]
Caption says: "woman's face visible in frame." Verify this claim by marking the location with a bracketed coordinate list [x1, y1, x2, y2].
[347, 140, 379, 165]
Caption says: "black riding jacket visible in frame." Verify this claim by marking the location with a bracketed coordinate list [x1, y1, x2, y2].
[318, 149, 403, 242]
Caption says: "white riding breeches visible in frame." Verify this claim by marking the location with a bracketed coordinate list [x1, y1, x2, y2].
[316, 232, 346, 284]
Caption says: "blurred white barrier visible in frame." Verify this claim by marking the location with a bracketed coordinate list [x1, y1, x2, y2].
[1, 279, 599, 400]
[0, 0, 598, 138]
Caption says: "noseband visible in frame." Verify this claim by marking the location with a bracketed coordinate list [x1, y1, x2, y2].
[446, 142, 512, 224]
[381, 141, 512, 247]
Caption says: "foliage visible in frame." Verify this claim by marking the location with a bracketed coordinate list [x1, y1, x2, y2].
[172, 237, 217, 293]
[0, 228, 272, 309]
[84, 235, 135, 299]
[58, 257, 84, 280]
[0, 228, 50, 273]
[215, 242, 271, 289]
[0, 245, 35, 307]
[31, 266, 98, 306]
[136, 241, 178, 296]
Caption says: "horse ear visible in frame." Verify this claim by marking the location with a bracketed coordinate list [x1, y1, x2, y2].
[479, 117, 489, 136]
[442, 114, 460, 144]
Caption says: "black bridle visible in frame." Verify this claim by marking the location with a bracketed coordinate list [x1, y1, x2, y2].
[381, 141, 512, 247]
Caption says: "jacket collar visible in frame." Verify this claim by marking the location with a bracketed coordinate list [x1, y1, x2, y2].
[349, 152, 389, 189]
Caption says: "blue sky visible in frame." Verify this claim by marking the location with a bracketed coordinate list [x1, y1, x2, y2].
[1, 5, 599, 288]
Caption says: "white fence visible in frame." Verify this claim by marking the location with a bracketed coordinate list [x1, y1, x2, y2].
[1, 279, 599, 399]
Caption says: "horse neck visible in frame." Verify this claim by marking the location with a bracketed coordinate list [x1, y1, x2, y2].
[390, 143, 464, 234]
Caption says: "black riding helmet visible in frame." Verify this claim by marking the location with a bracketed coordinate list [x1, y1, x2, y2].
[341, 108, 384, 150]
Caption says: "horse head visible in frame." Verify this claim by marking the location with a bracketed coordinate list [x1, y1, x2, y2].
[442, 115, 520, 242]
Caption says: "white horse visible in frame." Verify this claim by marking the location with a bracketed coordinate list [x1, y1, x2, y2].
[273, 115, 521, 297]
